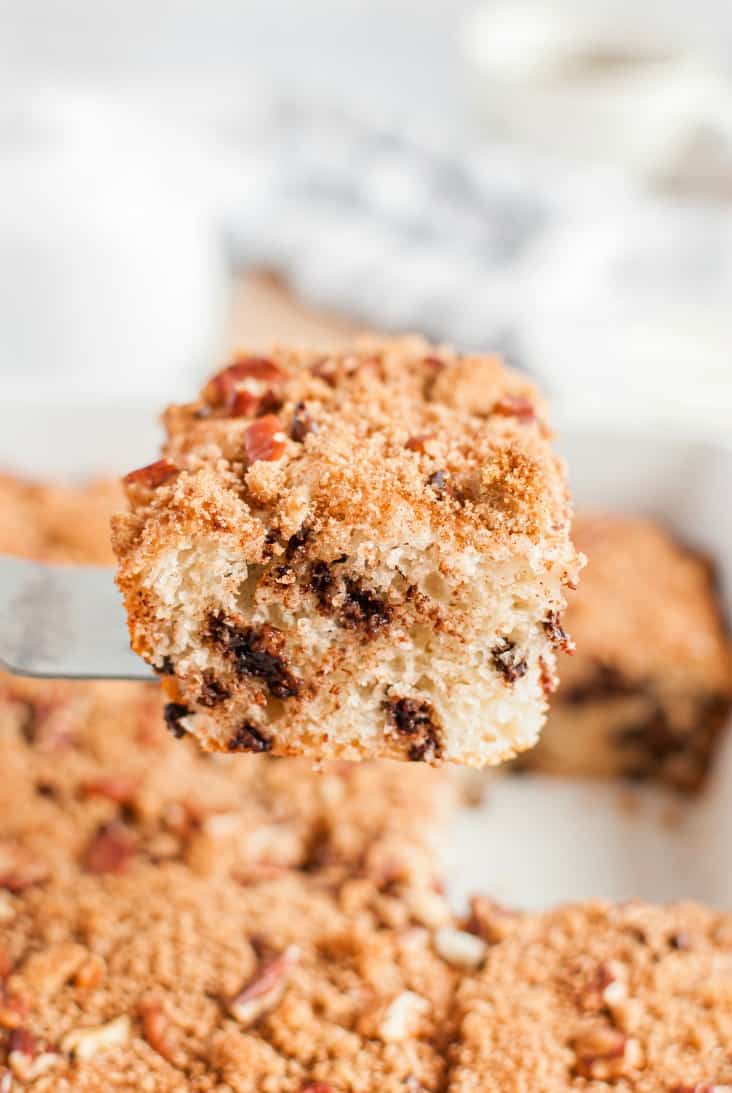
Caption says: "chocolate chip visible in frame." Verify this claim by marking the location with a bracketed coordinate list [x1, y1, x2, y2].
[198, 671, 230, 708]
[341, 579, 391, 636]
[543, 611, 575, 653]
[227, 723, 272, 753]
[163, 703, 190, 739]
[156, 656, 175, 677]
[207, 615, 301, 699]
[285, 525, 312, 560]
[291, 400, 317, 442]
[385, 697, 442, 762]
[308, 561, 334, 607]
[491, 640, 528, 684]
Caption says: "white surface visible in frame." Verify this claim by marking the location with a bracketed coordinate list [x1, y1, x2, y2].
[1, 403, 731, 912]
[0, 90, 229, 401]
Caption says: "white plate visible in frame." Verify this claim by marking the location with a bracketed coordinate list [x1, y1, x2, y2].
[2, 403, 731, 912]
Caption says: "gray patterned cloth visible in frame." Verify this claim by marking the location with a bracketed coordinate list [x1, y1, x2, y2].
[227, 104, 732, 426]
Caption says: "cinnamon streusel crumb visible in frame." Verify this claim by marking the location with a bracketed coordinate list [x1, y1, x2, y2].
[113, 337, 581, 767]
[450, 900, 732, 1092]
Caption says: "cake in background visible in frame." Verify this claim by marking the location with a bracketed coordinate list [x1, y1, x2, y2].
[521, 514, 732, 791]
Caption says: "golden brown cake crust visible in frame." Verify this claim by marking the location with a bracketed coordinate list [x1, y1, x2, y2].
[113, 337, 581, 766]
[451, 900, 732, 1093]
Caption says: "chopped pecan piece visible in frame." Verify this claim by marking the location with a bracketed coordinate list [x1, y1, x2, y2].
[74, 956, 105, 990]
[139, 999, 175, 1062]
[405, 434, 431, 453]
[81, 776, 138, 804]
[244, 415, 287, 463]
[227, 945, 300, 1026]
[123, 459, 179, 490]
[83, 823, 137, 875]
[206, 357, 287, 414]
[7, 1029, 59, 1081]
[62, 1015, 130, 1060]
[0, 985, 27, 1031]
[571, 1026, 641, 1080]
[375, 991, 429, 1043]
[433, 926, 487, 968]
[492, 394, 536, 423]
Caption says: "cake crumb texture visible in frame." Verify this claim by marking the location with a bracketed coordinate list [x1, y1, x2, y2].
[113, 337, 581, 767]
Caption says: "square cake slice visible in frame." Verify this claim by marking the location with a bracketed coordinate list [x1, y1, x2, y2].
[521, 515, 732, 790]
[113, 337, 581, 766]
[449, 899, 732, 1092]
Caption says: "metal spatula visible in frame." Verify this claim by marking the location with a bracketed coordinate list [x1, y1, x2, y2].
[0, 555, 151, 680]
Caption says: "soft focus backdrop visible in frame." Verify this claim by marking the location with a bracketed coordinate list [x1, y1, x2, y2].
[1, 0, 731, 429]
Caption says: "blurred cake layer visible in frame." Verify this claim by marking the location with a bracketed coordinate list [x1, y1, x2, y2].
[520, 514, 732, 791]
[113, 337, 582, 767]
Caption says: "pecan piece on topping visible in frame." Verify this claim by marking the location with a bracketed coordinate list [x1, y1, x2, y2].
[0, 986, 27, 1031]
[571, 1026, 641, 1080]
[227, 724, 272, 753]
[81, 776, 138, 805]
[206, 357, 288, 415]
[405, 433, 431, 453]
[291, 400, 318, 442]
[83, 823, 137, 875]
[375, 991, 429, 1043]
[244, 415, 287, 463]
[74, 956, 105, 990]
[492, 394, 536, 423]
[123, 459, 179, 490]
[433, 926, 487, 969]
[543, 610, 575, 654]
[139, 999, 175, 1063]
[491, 639, 528, 684]
[62, 1015, 130, 1061]
[163, 702, 190, 739]
[226, 945, 300, 1027]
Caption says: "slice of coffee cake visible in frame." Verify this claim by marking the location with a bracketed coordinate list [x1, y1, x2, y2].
[113, 338, 581, 767]
[522, 515, 732, 790]
[449, 899, 732, 1092]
